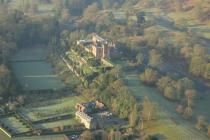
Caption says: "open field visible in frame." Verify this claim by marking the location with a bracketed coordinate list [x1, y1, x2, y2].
[11, 61, 65, 91]
[20, 95, 84, 121]
[143, 119, 207, 140]
[10, 47, 65, 91]
[125, 71, 210, 140]
[10, 47, 47, 62]
[19, 95, 84, 129]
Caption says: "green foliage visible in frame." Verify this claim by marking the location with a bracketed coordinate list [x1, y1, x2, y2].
[190, 56, 206, 77]
[0, 64, 12, 97]
[140, 68, 158, 85]
[80, 130, 96, 140]
[148, 49, 163, 68]
[157, 76, 195, 101]
[164, 86, 176, 100]
[142, 97, 157, 121]
[82, 69, 138, 126]
[83, 2, 100, 19]
[136, 52, 144, 65]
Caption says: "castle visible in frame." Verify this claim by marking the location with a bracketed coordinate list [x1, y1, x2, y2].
[77, 33, 115, 59]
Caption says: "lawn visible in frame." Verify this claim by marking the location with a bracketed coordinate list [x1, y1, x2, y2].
[168, 11, 210, 39]
[11, 61, 65, 91]
[20, 95, 85, 122]
[10, 47, 65, 91]
[125, 72, 210, 140]
[143, 119, 208, 140]
[10, 47, 46, 62]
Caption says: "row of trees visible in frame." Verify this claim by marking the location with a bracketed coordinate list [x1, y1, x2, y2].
[140, 68, 196, 102]
[140, 68, 198, 120]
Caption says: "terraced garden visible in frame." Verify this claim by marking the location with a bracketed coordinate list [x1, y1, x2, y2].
[0, 116, 31, 134]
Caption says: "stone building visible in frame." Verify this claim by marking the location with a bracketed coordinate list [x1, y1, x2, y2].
[75, 101, 105, 129]
[77, 33, 115, 59]
[75, 111, 96, 129]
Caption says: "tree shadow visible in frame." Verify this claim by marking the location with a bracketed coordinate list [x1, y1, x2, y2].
[145, 133, 168, 140]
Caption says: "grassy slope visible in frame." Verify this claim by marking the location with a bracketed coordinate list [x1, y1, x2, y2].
[125, 71, 209, 140]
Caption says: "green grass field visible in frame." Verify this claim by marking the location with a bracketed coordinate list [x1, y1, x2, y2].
[125, 72, 210, 140]
[11, 47, 65, 91]
[20, 95, 84, 127]
[11, 61, 65, 91]
[10, 47, 47, 62]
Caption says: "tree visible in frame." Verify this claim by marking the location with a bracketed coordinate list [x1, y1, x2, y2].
[157, 76, 173, 92]
[148, 49, 163, 68]
[0, 64, 11, 97]
[110, 65, 123, 79]
[203, 63, 210, 80]
[16, 95, 25, 104]
[140, 68, 158, 85]
[60, 30, 70, 50]
[195, 116, 205, 130]
[108, 130, 121, 140]
[129, 103, 138, 127]
[183, 106, 193, 119]
[141, 97, 156, 127]
[102, 0, 112, 9]
[194, 0, 205, 20]
[208, 125, 210, 138]
[180, 46, 192, 59]
[164, 86, 176, 100]
[60, 8, 70, 22]
[136, 52, 144, 65]
[83, 2, 99, 19]
[185, 89, 196, 107]
[193, 44, 205, 57]
[190, 56, 206, 77]
[176, 78, 194, 95]
[80, 131, 95, 140]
